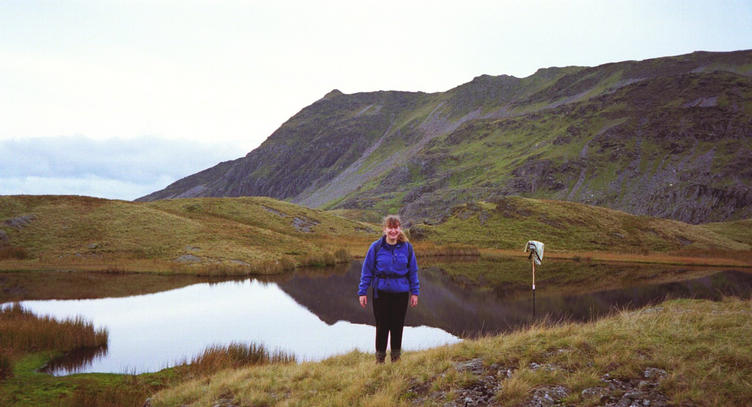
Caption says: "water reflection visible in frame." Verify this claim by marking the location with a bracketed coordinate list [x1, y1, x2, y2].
[4, 262, 752, 376]
[14, 274, 459, 375]
[279, 262, 752, 338]
[42, 344, 108, 375]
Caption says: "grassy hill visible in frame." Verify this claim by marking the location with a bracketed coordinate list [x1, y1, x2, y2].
[1, 195, 750, 275]
[0, 195, 375, 274]
[148, 297, 752, 406]
[411, 196, 751, 254]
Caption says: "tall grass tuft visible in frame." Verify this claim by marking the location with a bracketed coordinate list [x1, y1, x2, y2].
[0, 350, 11, 379]
[0, 246, 29, 260]
[181, 342, 295, 377]
[0, 303, 108, 353]
[333, 248, 351, 263]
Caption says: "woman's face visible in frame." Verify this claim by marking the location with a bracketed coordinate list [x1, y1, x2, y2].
[384, 223, 401, 242]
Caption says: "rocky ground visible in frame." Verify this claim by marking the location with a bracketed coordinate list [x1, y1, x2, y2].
[407, 358, 669, 407]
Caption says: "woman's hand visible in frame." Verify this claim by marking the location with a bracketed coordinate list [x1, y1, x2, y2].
[409, 294, 418, 307]
[359, 295, 368, 308]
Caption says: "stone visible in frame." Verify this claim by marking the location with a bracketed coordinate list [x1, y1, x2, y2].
[528, 385, 569, 406]
[262, 206, 287, 217]
[0, 229, 8, 246]
[643, 368, 667, 379]
[455, 358, 484, 374]
[581, 386, 609, 401]
[175, 254, 202, 263]
[4, 215, 35, 230]
[292, 216, 319, 233]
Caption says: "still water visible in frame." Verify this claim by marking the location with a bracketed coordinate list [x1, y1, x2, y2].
[4, 261, 752, 376]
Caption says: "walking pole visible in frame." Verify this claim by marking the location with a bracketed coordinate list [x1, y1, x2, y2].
[525, 240, 543, 320]
[531, 257, 536, 291]
[524, 240, 544, 291]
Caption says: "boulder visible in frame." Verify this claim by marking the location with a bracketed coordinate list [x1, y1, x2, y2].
[4, 215, 35, 230]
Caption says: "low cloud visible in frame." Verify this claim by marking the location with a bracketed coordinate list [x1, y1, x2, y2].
[0, 136, 243, 200]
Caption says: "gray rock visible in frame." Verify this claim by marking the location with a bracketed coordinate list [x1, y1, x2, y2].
[4, 215, 35, 230]
[528, 385, 569, 406]
[643, 368, 667, 379]
[262, 206, 288, 217]
[175, 254, 202, 263]
[455, 358, 484, 374]
[0, 229, 8, 246]
[88, 243, 99, 249]
[529, 362, 557, 372]
[581, 386, 609, 401]
[292, 216, 319, 233]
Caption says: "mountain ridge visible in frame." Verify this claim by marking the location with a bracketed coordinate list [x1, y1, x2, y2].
[138, 49, 752, 224]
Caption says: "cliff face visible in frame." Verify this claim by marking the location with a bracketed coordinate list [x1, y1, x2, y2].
[139, 50, 752, 224]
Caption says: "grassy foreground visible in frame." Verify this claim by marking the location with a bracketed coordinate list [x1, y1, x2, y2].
[149, 297, 752, 406]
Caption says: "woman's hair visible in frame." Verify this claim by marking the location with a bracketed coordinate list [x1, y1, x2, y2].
[382, 214, 409, 243]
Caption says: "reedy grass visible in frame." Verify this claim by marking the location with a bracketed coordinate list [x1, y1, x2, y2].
[0, 246, 29, 260]
[0, 304, 113, 405]
[148, 297, 752, 407]
[177, 342, 295, 379]
[0, 303, 108, 357]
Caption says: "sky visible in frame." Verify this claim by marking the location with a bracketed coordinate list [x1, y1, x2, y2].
[2, 0, 751, 200]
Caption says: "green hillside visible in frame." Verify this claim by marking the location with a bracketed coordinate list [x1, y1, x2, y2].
[0, 195, 375, 274]
[2, 195, 750, 275]
[139, 50, 752, 225]
[410, 197, 751, 253]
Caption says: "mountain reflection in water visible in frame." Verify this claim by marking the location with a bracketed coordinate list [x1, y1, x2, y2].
[279, 262, 752, 338]
[8, 262, 752, 375]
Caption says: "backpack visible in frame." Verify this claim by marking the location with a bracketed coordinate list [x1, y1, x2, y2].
[371, 239, 413, 298]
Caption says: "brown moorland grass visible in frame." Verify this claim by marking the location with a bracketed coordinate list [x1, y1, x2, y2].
[149, 297, 752, 406]
[0, 303, 107, 355]
[418, 197, 751, 254]
[0, 195, 374, 275]
[178, 342, 296, 378]
[478, 248, 752, 268]
[0, 311, 295, 407]
[55, 343, 295, 407]
[0, 303, 107, 380]
[1, 195, 749, 275]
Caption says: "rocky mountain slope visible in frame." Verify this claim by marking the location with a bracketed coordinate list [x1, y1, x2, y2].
[138, 50, 752, 224]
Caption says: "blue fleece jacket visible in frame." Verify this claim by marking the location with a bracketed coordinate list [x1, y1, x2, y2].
[358, 236, 419, 296]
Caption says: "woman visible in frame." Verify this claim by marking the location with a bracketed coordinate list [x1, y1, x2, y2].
[358, 215, 419, 363]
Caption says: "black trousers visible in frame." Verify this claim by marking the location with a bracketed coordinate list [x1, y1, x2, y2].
[372, 290, 409, 353]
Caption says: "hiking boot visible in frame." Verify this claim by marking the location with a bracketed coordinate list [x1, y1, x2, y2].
[390, 350, 401, 362]
[375, 351, 386, 364]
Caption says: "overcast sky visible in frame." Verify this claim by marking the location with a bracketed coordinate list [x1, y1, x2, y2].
[2, 0, 751, 200]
